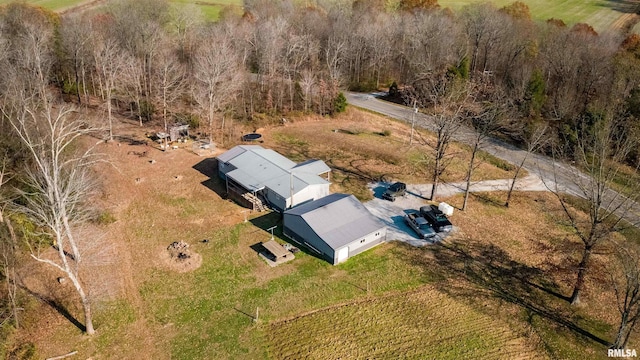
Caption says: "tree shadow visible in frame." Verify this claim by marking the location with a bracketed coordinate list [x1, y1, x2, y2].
[408, 240, 611, 347]
[20, 285, 86, 332]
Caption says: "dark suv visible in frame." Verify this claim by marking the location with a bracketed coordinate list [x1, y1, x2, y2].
[382, 182, 406, 201]
[420, 205, 452, 232]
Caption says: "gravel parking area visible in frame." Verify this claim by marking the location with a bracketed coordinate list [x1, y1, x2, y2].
[364, 182, 453, 247]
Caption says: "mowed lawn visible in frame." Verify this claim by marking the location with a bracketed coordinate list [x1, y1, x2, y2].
[0, 0, 86, 11]
[438, 0, 636, 31]
[168, 0, 243, 20]
[0, 0, 243, 20]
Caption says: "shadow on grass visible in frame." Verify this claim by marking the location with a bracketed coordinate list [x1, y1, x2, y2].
[193, 158, 229, 197]
[470, 191, 505, 208]
[20, 285, 86, 333]
[407, 240, 611, 347]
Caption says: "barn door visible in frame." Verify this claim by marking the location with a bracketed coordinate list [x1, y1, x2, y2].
[337, 247, 349, 263]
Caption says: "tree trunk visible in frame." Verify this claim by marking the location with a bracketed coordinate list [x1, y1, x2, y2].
[430, 166, 439, 201]
[570, 247, 592, 305]
[612, 313, 630, 349]
[107, 92, 113, 141]
[463, 142, 480, 211]
[505, 156, 527, 208]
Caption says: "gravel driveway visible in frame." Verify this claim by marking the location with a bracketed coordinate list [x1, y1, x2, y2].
[364, 175, 548, 247]
[364, 182, 452, 247]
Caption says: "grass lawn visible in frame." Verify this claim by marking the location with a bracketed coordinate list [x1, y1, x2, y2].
[0, 0, 86, 11]
[259, 109, 520, 201]
[0, 0, 243, 20]
[16, 110, 635, 359]
[438, 0, 636, 32]
[168, 0, 243, 20]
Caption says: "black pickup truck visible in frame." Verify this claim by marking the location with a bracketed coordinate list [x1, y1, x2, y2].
[420, 205, 453, 232]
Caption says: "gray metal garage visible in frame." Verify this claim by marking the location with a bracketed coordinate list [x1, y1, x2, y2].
[216, 145, 331, 212]
[283, 193, 387, 265]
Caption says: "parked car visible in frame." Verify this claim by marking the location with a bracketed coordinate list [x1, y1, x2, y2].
[382, 182, 406, 201]
[404, 212, 437, 239]
[420, 205, 453, 232]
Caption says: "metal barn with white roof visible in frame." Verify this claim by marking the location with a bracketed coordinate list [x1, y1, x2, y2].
[283, 193, 387, 265]
[216, 145, 331, 212]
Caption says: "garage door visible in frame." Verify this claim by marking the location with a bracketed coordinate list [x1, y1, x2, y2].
[336, 247, 349, 263]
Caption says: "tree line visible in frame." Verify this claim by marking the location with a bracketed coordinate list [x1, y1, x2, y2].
[1, 0, 640, 352]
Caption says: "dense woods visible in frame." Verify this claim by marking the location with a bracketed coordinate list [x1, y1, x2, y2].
[0, 0, 638, 151]
[1, 0, 640, 355]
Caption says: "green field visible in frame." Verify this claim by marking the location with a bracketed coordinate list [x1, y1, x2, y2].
[0, 0, 244, 19]
[0, 0, 86, 11]
[439, 0, 636, 31]
[168, 0, 243, 20]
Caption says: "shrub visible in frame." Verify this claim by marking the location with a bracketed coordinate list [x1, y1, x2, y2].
[139, 100, 155, 122]
[334, 92, 347, 114]
[95, 211, 117, 225]
[174, 113, 201, 129]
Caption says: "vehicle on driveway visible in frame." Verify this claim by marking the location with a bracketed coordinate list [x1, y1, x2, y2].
[404, 212, 436, 239]
[382, 182, 406, 201]
[420, 205, 453, 232]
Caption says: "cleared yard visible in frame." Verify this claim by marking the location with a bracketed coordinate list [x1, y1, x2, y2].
[18, 109, 634, 359]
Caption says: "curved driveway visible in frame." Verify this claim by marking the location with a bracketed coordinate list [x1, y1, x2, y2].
[346, 92, 640, 229]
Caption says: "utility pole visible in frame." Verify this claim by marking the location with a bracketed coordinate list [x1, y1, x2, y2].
[410, 100, 418, 145]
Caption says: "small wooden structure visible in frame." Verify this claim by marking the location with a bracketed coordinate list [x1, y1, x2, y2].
[262, 240, 291, 261]
[169, 124, 189, 142]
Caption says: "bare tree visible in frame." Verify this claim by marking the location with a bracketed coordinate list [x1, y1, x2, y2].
[411, 81, 469, 200]
[609, 241, 640, 349]
[0, 3, 56, 107]
[92, 37, 127, 140]
[153, 47, 186, 131]
[462, 98, 505, 210]
[192, 28, 242, 145]
[0, 155, 19, 329]
[121, 55, 146, 126]
[505, 122, 548, 207]
[60, 15, 94, 106]
[7, 104, 100, 335]
[550, 113, 640, 305]
[168, 3, 204, 61]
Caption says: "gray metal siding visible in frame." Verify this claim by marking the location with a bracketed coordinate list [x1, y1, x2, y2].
[217, 161, 236, 180]
[266, 189, 287, 212]
[347, 228, 386, 258]
[283, 214, 335, 262]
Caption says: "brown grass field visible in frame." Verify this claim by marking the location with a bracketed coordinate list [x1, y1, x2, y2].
[9, 108, 636, 359]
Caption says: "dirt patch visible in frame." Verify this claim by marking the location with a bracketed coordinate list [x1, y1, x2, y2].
[160, 241, 203, 273]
